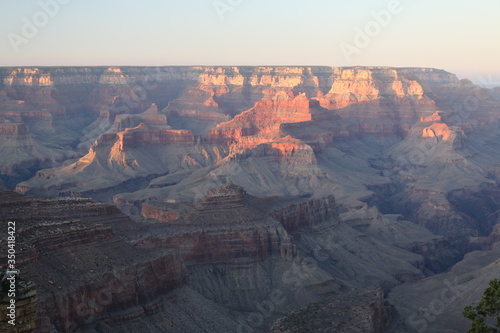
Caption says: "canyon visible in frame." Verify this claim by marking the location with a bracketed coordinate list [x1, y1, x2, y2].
[0, 66, 499, 332]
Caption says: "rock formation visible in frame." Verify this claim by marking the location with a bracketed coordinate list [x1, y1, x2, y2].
[269, 286, 399, 333]
[0, 190, 189, 332]
[1, 66, 500, 332]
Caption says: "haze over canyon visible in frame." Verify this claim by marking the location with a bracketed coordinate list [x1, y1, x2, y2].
[0, 66, 499, 333]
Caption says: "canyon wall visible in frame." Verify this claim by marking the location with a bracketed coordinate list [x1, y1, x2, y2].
[2, 66, 500, 332]
[5, 65, 500, 239]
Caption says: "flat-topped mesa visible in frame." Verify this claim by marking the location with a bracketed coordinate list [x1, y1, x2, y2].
[88, 123, 193, 153]
[98, 67, 129, 85]
[184, 184, 257, 225]
[318, 67, 431, 110]
[237, 137, 316, 159]
[397, 67, 460, 86]
[203, 183, 246, 205]
[116, 124, 194, 149]
[163, 84, 231, 136]
[136, 185, 297, 264]
[3, 68, 54, 86]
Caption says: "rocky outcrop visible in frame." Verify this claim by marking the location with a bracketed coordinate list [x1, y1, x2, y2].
[313, 67, 436, 137]
[0, 190, 187, 332]
[163, 85, 230, 136]
[0, 122, 29, 137]
[269, 286, 397, 333]
[207, 90, 314, 152]
[271, 195, 339, 234]
[141, 200, 181, 222]
[115, 124, 194, 149]
[132, 185, 343, 329]
[135, 184, 296, 263]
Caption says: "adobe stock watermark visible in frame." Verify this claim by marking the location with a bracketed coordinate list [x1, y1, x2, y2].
[408, 277, 469, 332]
[37, 269, 135, 333]
[236, 259, 321, 333]
[7, 0, 73, 54]
[213, 0, 244, 21]
[477, 73, 500, 89]
[191, 162, 244, 201]
[339, 0, 409, 63]
[236, 232, 342, 332]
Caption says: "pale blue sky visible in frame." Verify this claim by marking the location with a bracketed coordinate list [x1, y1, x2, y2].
[1, 0, 499, 85]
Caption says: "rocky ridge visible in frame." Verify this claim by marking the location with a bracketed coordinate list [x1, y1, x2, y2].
[0, 183, 453, 332]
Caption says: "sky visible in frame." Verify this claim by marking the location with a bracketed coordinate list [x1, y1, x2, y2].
[1, 0, 499, 86]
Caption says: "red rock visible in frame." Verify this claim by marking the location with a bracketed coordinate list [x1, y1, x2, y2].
[271, 195, 339, 234]
[421, 111, 443, 123]
[422, 122, 453, 141]
[207, 91, 313, 151]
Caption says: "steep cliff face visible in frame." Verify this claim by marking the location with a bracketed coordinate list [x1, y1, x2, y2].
[128, 186, 342, 330]
[271, 195, 339, 234]
[136, 184, 296, 263]
[1, 186, 490, 332]
[0, 190, 189, 333]
[112, 103, 168, 132]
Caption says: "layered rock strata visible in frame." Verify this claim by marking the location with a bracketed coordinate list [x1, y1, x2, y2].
[0, 190, 186, 332]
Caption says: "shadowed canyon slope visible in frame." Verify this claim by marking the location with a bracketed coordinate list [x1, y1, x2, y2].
[0, 185, 448, 332]
[1, 66, 500, 332]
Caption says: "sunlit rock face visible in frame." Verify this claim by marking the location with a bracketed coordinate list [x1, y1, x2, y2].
[2, 66, 500, 333]
[4, 65, 500, 238]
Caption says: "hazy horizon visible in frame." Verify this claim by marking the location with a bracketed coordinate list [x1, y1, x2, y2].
[1, 0, 499, 87]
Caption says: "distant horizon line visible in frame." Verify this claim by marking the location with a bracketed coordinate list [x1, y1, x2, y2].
[0, 65, 448, 70]
[2, 65, 498, 86]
